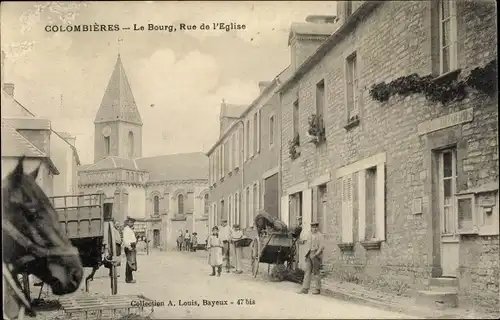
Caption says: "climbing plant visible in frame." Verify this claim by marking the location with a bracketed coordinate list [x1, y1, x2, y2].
[369, 59, 497, 105]
[288, 133, 300, 160]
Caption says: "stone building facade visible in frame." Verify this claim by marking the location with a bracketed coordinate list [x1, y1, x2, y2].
[78, 55, 209, 250]
[279, 1, 498, 312]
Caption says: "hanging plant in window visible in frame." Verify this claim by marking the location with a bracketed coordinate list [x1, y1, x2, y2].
[306, 114, 326, 145]
[368, 59, 497, 105]
[288, 132, 300, 160]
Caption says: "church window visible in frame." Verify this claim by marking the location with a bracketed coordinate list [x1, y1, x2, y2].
[204, 193, 209, 214]
[104, 136, 110, 155]
[128, 131, 134, 157]
[178, 194, 184, 214]
[153, 195, 160, 215]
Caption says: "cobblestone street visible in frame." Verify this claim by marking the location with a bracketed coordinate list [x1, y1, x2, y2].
[49, 250, 417, 319]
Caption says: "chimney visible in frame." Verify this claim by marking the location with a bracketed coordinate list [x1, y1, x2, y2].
[288, 15, 338, 71]
[58, 132, 76, 147]
[1, 51, 5, 89]
[4, 83, 14, 97]
[258, 81, 272, 93]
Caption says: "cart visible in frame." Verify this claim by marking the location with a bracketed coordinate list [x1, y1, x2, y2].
[249, 212, 299, 278]
[21, 193, 119, 301]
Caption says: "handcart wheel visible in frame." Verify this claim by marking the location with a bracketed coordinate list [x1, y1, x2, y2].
[250, 237, 260, 278]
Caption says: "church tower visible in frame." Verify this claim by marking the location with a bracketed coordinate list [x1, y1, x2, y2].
[94, 55, 143, 163]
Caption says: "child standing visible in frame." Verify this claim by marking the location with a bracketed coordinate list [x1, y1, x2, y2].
[207, 226, 223, 276]
[191, 232, 198, 252]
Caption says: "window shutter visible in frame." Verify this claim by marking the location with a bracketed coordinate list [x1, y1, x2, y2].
[358, 170, 366, 241]
[257, 110, 261, 153]
[302, 188, 313, 240]
[221, 144, 225, 178]
[249, 119, 254, 157]
[235, 132, 240, 169]
[376, 164, 386, 241]
[281, 196, 290, 227]
[341, 176, 354, 243]
[244, 123, 248, 161]
[242, 189, 246, 229]
[228, 137, 232, 172]
[249, 186, 254, 226]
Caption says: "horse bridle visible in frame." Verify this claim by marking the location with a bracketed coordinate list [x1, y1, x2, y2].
[2, 219, 79, 320]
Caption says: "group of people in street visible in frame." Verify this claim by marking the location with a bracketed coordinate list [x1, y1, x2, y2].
[207, 219, 246, 276]
[206, 215, 325, 296]
[176, 229, 198, 252]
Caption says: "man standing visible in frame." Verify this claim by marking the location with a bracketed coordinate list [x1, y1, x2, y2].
[218, 219, 232, 273]
[184, 229, 191, 252]
[123, 217, 138, 284]
[298, 221, 324, 295]
[103, 217, 122, 277]
[290, 216, 303, 270]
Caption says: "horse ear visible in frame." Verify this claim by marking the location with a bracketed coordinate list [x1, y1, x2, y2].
[11, 157, 25, 183]
[30, 164, 41, 180]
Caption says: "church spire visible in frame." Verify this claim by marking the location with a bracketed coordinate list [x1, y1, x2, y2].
[94, 55, 142, 125]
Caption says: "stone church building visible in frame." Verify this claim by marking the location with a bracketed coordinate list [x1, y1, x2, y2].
[78, 55, 209, 250]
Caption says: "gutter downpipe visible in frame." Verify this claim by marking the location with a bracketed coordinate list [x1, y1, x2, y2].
[277, 84, 284, 226]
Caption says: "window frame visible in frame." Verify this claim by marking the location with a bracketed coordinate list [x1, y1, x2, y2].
[456, 193, 477, 235]
[153, 195, 160, 215]
[292, 100, 299, 137]
[178, 194, 184, 215]
[345, 51, 359, 120]
[269, 113, 275, 147]
[438, 0, 458, 75]
[438, 148, 458, 235]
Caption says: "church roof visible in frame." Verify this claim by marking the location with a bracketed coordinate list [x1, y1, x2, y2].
[220, 103, 247, 119]
[79, 152, 208, 183]
[94, 55, 142, 125]
[135, 152, 208, 182]
[1, 118, 46, 157]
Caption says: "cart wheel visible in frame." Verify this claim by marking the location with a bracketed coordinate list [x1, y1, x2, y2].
[21, 273, 31, 301]
[250, 237, 260, 278]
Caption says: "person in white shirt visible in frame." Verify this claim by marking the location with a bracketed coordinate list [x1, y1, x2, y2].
[218, 219, 232, 273]
[122, 217, 137, 283]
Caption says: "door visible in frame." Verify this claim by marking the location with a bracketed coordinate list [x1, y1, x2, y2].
[264, 174, 279, 218]
[153, 229, 160, 248]
[439, 149, 459, 277]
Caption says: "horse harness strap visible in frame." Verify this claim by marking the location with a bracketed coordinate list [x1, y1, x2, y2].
[2, 219, 79, 259]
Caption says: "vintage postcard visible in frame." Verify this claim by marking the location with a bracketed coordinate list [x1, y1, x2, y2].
[1, 1, 498, 319]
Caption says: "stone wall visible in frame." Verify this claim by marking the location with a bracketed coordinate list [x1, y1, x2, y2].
[279, 0, 498, 309]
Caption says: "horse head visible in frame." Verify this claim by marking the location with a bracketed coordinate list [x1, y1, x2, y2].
[2, 156, 83, 296]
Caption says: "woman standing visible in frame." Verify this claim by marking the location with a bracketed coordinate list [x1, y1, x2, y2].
[207, 226, 223, 276]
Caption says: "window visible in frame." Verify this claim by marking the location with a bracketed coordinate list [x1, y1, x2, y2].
[253, 112, 258, 155]
[253, 183, 258, 220]
[257, 110, 261, 153]
[315, 185, 327, 233]
[364, 168, 377, 239]
[235, 192, 240, 224]
[228, 195, 233, 225]
[128, 131, 134, 158]
[178, 194, 184, 215]
[104, 136, 110, 155]
[227, 137, 232, 173]
[346, 52, 359, 120]
[269, 115, 275, 146]
[220, 199, 225, 221]
[290, 192, 303, 226]
[245, 120, 250, 161]
[204, 194, 209, 215]
[153, 195, 160, 215]
[439, 0, 458, 74]
[222, 142, 227, 178]
[246, 187, 251, 228]
[293, 100, 299, 137]
[231, 133, 236, 171]
[341, 175, 354, 243]
[439, 149, 457, 235]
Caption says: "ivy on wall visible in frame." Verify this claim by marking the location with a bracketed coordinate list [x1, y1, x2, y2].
[369, 59, 497, 105]
[288, 133, 300, 160]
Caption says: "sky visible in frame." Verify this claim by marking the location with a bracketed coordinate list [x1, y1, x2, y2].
[1, 1, 337, 165]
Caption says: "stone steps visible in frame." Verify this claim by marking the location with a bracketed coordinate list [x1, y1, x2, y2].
[416, 278, 459, 310]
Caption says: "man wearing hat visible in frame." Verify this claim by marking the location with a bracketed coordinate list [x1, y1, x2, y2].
[298, 221, 324, 295]
[122, 217, 138, 283]
[218, 219, 232, 273]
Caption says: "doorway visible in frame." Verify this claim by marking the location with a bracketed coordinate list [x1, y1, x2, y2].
[438, 148, 459, 277]
[153, 229, 160, 248]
